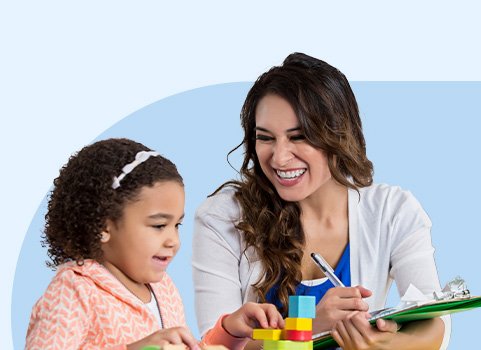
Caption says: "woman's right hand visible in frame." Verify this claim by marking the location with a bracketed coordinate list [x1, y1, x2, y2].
[313, 285, 372, 333]
[127, 327, 200, 350]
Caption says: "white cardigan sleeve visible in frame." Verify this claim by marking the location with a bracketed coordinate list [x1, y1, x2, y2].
[387, 189, 451, 349]
[192, 190, 246, 337]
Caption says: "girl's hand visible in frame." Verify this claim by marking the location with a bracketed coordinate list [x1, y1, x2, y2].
[314, 285, 372, 333]
[222, 302, 285, 338]
[127, 327, 200, 350]
[331, 311, 399, 350]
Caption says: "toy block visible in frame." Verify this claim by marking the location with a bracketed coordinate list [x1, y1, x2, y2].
[284, 329, 312, 341]
[284, 318, 312, 331]
[252, 328, 283, 340]
[263, 340, 313, 350]
[288, 295, 316, 319]
[140, 345, 186, 350]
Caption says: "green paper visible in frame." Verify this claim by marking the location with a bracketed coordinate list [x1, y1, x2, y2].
[313, 296, 481, 350]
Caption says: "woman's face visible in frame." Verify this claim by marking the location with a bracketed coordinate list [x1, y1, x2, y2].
[255, 94, 332, 202]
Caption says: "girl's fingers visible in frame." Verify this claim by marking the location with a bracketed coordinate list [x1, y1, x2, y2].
[263, 303, 284, 328]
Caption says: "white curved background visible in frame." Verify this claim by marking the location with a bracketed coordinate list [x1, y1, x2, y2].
[2, 1, 481, 349]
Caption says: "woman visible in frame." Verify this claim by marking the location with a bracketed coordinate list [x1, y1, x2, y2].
[192, 53, 449, 349]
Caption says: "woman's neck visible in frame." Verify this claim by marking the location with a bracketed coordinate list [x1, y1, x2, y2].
[299, 178, 348, 223]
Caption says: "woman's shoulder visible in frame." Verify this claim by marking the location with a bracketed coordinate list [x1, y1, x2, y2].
[195, 185, 241, 220]
[358, 182, 421, 208]
[355, 182, 431, 226]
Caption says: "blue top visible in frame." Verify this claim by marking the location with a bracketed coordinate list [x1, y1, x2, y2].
[265, 243, 351, 308]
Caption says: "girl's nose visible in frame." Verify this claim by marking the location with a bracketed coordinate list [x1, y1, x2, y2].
[163, 229, 180, 249]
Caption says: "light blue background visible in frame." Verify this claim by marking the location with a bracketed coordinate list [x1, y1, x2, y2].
[3, 1, 481, 349]
[12, 82, 481, 348]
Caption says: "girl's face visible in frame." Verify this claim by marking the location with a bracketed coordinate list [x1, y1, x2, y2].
[255, 94, 332, 202]
[101, 180, 184, 287]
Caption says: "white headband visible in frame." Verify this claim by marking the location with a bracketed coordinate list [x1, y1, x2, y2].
[112, 150, 160, 189]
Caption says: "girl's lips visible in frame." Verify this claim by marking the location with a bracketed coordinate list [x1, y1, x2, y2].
[152, 256, 172, 268]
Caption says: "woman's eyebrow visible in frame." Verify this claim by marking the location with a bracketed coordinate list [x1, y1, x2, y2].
[255, 126, 301, 132]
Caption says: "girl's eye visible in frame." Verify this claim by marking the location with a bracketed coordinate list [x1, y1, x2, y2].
[175, 223, 183, 229]
[255, 134, 273, 142]
[152, 224, 166, 230]
[290, 134, 306, 141]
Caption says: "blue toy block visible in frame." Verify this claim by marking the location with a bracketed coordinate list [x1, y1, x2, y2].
[288, 295, 316, 319]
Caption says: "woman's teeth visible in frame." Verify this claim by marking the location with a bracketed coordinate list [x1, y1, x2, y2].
[276, 169, 306, 179]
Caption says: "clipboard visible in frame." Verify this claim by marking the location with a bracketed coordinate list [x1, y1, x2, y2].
[312, 295, 481, 349]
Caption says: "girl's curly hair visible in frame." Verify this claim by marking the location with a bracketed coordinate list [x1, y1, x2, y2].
[43, 138, 183, 269]
[218, 53, 373, 315]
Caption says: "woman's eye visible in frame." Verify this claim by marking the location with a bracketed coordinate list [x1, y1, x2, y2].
[255, 134, 273, 142]
[290, 134, 306, 141]
[175, 223, 183, 230]
[152, 224, 166, 230]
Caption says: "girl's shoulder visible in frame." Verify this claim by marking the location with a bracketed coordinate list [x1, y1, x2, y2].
[44, 260, 101, 293]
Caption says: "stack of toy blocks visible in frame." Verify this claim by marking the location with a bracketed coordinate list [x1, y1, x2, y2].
[253, 295, 316, 350]
[141, 345, 228, 350]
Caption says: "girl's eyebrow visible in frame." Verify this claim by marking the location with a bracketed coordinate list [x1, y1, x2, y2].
[255, 126, 301, 133]
[148, 213, 185, 220]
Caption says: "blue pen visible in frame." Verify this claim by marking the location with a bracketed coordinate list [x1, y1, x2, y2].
[310, 252, 345, 288]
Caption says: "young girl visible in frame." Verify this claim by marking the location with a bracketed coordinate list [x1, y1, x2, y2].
[26, 138, 284, 350]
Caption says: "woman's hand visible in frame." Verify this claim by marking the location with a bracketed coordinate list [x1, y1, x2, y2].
[127, 327, 200, 350]
[314, 285, 372, 333]
[222, 302, 285, 338]
[331, 311, 399, 350]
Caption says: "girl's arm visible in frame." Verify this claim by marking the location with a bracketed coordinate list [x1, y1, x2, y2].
[201, 302, 284, 350]
[26, 274, 91, 349]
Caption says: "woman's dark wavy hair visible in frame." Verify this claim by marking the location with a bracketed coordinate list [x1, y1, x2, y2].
[221, 52, 373, 315]
[43, 138, 183, 269]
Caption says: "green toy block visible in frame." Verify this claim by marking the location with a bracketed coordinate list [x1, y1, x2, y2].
[263, 340, 313, 350]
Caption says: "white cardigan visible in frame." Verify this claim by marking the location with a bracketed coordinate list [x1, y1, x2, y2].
[192, 184, 450, 348]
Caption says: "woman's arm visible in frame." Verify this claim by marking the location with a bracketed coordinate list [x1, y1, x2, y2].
[192, 194, 248, 337]
[332, 312, 444, 350]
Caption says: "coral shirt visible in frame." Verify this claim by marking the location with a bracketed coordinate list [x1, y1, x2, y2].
[26, 260, 186, 350]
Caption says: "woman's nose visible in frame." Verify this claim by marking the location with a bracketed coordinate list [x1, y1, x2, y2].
[272, 140, 294, 167]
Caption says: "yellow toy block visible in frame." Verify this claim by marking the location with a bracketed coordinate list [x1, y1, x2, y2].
[252, 328, 283, 340]
[284, 318, 312, 331]
[252, 328, 282, 340]
[263, 340, 313, 350]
